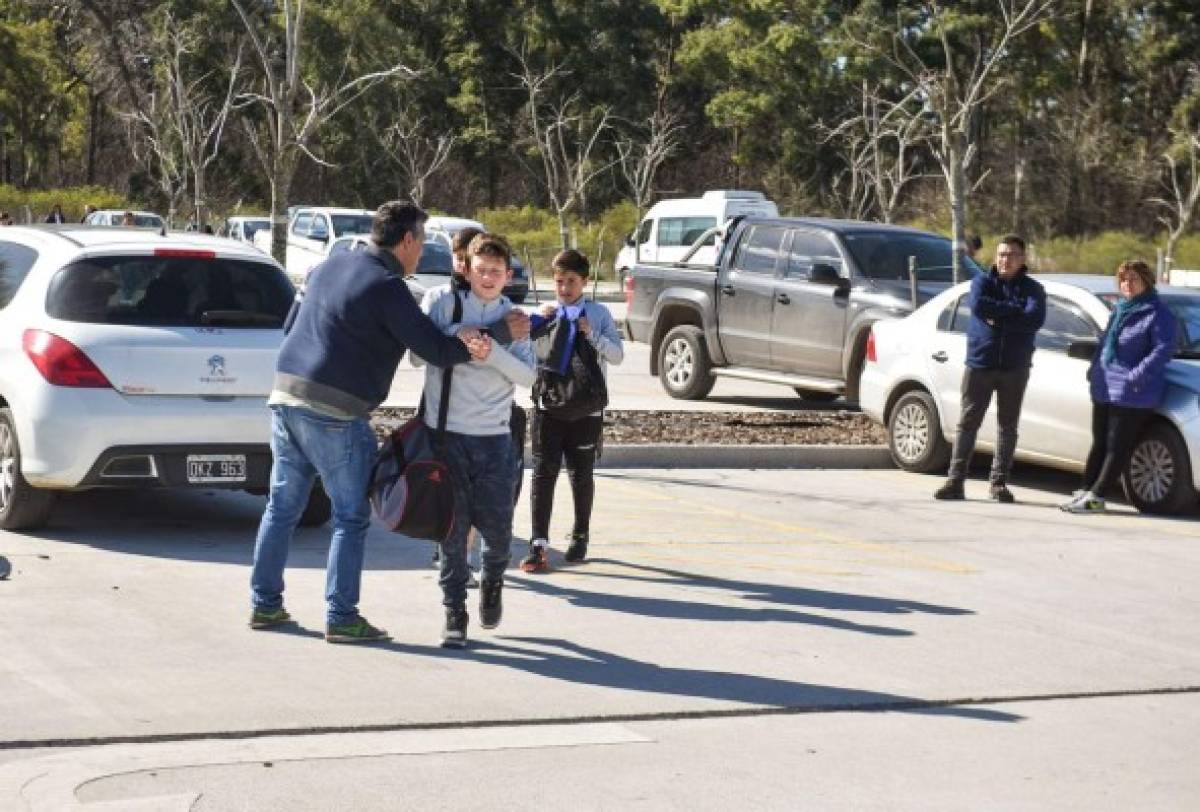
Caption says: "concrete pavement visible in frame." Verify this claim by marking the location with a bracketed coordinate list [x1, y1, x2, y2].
[1, 466, 1198, 808]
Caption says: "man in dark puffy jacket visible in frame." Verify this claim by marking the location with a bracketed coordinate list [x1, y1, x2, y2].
[935, 234, 1046, 503]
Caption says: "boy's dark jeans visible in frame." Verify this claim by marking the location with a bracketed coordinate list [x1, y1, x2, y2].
[438, 432, 514, 610]
[946, 366, 1031, 485]
[530, 411, 603, 540]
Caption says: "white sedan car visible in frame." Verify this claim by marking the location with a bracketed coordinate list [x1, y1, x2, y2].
[860, 274, 1200, 514]
[0, 226, 330, 530]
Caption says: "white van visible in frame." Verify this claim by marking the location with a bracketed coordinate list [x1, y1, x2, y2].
[615, 190, 779, 279]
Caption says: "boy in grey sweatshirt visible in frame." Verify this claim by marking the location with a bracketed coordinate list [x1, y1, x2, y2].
[412, 233, 535, 647]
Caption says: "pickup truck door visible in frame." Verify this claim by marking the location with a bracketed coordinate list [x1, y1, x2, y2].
[770, 229, 850, 376]
[718, 224, 786, 368]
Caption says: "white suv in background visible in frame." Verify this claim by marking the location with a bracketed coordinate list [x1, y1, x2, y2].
[253, 207, 374, 286]
[0, 226, 330, 530]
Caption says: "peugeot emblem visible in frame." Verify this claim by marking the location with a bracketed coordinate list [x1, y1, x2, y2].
[207, 355, 226, 376]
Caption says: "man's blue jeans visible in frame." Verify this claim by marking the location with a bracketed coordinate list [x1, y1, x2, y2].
[251, 405, 377, 626]
[439, 431, 514, 610]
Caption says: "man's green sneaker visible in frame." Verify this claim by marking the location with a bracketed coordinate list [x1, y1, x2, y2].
[249, 607, 293, 630]
[325, 615, 391, 644]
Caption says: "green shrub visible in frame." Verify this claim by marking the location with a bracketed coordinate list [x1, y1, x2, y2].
[470, 204, 631, 281]
[0, 185, 125, 223]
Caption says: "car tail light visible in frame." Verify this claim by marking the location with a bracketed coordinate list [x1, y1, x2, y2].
[23, 329, 113, 388]
[154, 248, 216, 259]
[624, 274, 634, 308]
[865, 328, 877, 364]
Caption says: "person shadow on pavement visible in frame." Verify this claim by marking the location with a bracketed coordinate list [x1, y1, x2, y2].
[564, 559, 972, 616]
[508, 573, 917, 637]
[455, 636, 1020, 723]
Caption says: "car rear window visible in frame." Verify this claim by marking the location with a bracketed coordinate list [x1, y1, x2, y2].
[417, 242, 454, 275]
[46, 255, 294, 328]
[843, 232, 983, 283]
[0, 241, 39, 309]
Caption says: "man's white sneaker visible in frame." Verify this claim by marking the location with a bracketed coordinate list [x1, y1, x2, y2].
[1064, 492, 1105, 514]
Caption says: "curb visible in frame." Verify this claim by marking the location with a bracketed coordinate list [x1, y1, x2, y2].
[595, 444, 893, 469]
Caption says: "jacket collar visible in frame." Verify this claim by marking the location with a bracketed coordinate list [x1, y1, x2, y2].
[366, 242, 405, 278]
[989, 265, 1029, 283]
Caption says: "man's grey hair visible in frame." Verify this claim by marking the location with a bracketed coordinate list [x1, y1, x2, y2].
[372, 201, 427, 248]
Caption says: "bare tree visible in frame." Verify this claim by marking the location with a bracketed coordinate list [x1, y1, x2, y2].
[119, 94, 187, 227]
[515, 51, 616, 249]
[372, 108, 457, 207]
[231, 0, 416, 263]
[852, 0, 1054, 280]
[1153, 121, 1200, 274]
[615, 107, 683, 230]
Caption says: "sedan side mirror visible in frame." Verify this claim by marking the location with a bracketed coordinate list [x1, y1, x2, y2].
[1067, 339, 1099, 361]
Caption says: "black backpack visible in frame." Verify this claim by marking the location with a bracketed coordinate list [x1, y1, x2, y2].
[532, 316, 608, 421]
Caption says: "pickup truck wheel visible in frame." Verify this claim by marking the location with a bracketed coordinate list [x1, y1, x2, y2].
[1123, 423, 1196, 515]
[659, 325, 715, 400]
[0, 408, 57, 531]
[887, 391, 950, 473]
[793, 388, 839, 403]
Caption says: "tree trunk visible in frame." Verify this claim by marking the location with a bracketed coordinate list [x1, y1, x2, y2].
[270, 173, 290, 266]
[557, 208, 570, 250]
[948, 136, 965, 285]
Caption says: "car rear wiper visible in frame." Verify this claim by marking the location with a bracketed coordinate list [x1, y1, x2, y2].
[199, 310, 283, 327]
[1173, 350, 1200, 360]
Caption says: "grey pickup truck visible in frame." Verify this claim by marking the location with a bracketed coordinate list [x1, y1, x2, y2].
[625, 216, 982, 402]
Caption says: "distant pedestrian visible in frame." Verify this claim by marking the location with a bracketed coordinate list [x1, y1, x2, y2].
[121, 211, 137, 226]
[522, 249, 624, 572]
[44, 204, 66, 224]
[81, 204, 96, 223]
[1062, 261, 1175, 514]
[934, 235, 1046, 503]
[964, 234, 983, 262]
[0, 211, 13, 226]
[249, 201, 478, 644]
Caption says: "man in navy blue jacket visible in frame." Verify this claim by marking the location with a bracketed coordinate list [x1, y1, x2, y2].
[250, 201, 482, 643]
[935, 235, 1046, 503]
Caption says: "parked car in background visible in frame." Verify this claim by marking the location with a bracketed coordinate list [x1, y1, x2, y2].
[626, 216, 981, 402]
[252, 206, 374, 286]
[615, 190, 779, 289]
[83, 209, 165, 230]
[860, 274, 1200, 515]
[0, 225, 331, 530]
[222, 215, 271, 246]
[326, 235, 428, 299]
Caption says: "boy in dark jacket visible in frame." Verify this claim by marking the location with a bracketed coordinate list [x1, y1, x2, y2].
[935, 234, 1046, 503]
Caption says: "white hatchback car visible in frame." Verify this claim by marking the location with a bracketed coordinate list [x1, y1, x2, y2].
[860, 274, 1200, 515]
[0, 225, 330, 530]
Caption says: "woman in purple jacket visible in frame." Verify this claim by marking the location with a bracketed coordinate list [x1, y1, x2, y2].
[1063, 260, 1176, 514]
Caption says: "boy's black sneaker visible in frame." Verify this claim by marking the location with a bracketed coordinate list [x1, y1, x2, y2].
[933, 480, 965, 500]
[564, 533, 589, 563]
[441, 608, 469, 648]
[520, 543, 549, 573]
[479, 579, 503, 629]
[990, 484, 1015, 503]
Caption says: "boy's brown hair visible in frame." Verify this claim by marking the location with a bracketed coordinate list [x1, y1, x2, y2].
[468, 232, 512, 268]
[552, 249, 590, 278]
[451, 226, 484, 262]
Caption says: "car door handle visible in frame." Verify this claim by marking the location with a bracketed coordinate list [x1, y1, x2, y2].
[720, 284, 736, 296]
[776, 293, 791, 305]
[931, 351, 949, 363]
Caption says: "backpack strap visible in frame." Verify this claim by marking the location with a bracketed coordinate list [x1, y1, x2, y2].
[431, 291, 462, 452]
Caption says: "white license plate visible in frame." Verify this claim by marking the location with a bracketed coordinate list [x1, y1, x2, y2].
[186, 454, 246, 483]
